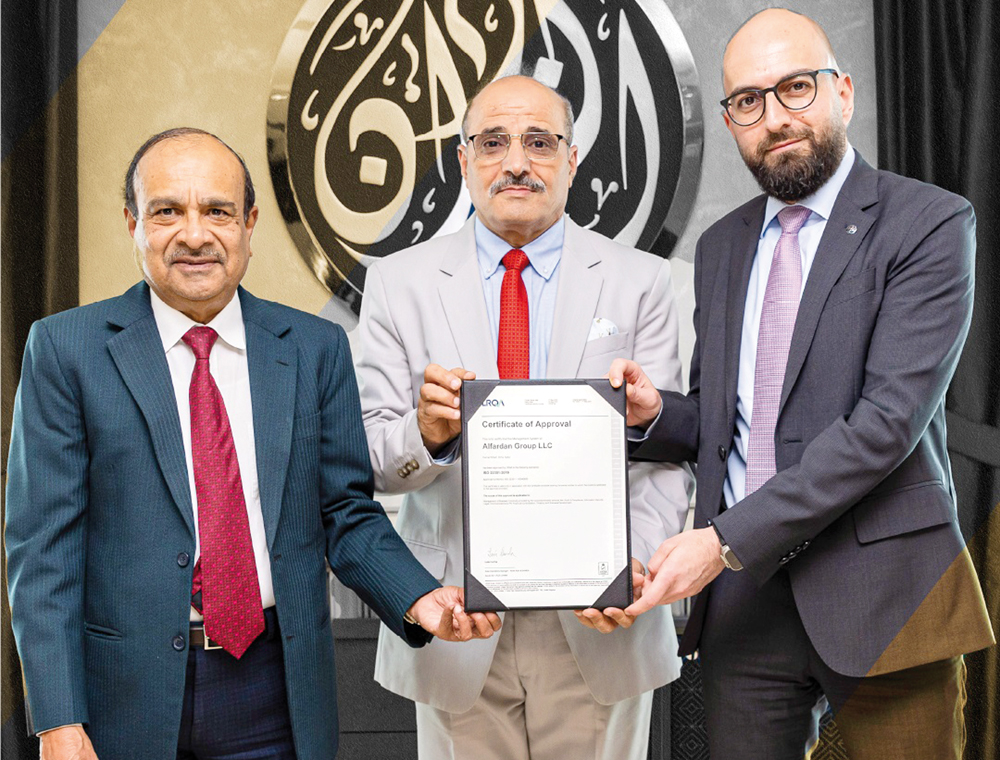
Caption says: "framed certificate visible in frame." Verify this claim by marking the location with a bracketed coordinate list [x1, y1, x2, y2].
[461, 379, 632, 612]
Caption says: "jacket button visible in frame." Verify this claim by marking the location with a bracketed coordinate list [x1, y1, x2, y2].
[172, 635, 186, 651]
[409, 459, 419, 471]
[177, 552, 190, 568]
[718, 445, 726, 461]
[397, 467, 408, 478]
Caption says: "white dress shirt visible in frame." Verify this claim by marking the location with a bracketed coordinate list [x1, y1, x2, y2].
[149, 289, 275, 619]
[723, 146, 856, 507]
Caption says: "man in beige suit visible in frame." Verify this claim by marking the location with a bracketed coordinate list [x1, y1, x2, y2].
[355, 76, 692, 759]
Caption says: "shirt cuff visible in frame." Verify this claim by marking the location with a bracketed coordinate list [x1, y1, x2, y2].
[430, 437, 461, 464]
[38, 724, 83, 735]
[627, 405, 664, 443]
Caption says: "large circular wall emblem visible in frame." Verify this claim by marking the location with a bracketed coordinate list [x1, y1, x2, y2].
[268, 0, 702, 315]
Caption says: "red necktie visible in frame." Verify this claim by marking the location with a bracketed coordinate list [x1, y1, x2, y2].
[183, 326, 264, 658]
[498, 249, 531, 379]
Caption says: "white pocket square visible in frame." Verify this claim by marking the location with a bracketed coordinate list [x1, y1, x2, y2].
[588, 318, 619, 340]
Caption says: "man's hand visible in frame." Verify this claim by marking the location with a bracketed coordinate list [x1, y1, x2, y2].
[418, 364, 476, 455]
[624, 528, 725, 616]
[607, 359, 662, 429]
[40, 725, 98, 760]
[407, 586, 501, 642]
[574, 558, 647, 633]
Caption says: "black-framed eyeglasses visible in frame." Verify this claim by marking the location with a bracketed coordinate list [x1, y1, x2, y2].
[720, 68, 839, 126]
[467, 132, 567, 161]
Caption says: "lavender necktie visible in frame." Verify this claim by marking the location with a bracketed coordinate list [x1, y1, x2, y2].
[745, 205, 811, 496]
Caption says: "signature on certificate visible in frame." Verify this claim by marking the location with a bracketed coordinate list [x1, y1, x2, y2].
[486, 546, 517, 559]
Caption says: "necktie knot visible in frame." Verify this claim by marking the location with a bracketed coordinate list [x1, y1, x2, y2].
[498, 249, 530, 380]
[777, 205, 811, 236]
[183, 326, 219, 360]
[502, 249, 530, 274]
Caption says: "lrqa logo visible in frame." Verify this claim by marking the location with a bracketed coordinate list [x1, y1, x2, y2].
[482, 399, 504, 407]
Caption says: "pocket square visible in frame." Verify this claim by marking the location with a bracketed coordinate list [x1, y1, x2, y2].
[588, 318, 619, 340]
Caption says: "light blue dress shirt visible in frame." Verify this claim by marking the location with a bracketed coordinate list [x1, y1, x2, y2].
[723, 146, 856, 508]
[432, 216, 565, 464]
[475, 215, 564, 379]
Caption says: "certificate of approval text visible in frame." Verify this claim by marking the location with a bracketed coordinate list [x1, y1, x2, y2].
[461, 380, 631, 610]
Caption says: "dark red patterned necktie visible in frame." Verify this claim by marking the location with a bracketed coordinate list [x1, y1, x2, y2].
[183, 326, 263, 658]
[498, 249, 531, 379]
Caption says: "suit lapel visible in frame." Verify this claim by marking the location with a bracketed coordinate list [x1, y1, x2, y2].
[241, 290, 297, 551]
[106, 283, 194, 536]
[724, 197, 767, 433]
[438, 216, 499, 378]
[780, 157, 878, 411]
[547, 219, 602, 378]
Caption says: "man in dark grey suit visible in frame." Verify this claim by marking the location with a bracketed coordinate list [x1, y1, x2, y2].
[610, 9, 993, 759]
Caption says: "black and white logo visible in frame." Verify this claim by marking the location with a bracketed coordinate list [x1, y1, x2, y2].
[268, 0, 702, 317]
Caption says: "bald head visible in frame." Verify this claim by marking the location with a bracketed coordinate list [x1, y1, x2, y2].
[723, 9, 838, 96]
[461, 75, 574, 145]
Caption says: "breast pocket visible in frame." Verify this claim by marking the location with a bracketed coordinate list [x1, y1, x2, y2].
[578, 332, 630, 376]
[828, 267, 876, 307]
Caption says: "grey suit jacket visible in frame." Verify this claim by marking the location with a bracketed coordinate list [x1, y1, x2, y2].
[355, 215, 693, 711]
[635, 154, 993, 677]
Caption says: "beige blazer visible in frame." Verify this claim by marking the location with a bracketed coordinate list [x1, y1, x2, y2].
[355, 215, 693, 712]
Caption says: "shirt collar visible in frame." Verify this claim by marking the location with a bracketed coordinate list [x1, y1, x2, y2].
[761, 144, 856, 238]
[149, 288, 247, 352]
[475, 215, 565, 282]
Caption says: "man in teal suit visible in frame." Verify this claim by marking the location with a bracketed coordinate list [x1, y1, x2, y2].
[5, 127, 499, 760]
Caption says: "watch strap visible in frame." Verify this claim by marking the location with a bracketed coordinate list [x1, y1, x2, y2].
[707, 519, 744, 572]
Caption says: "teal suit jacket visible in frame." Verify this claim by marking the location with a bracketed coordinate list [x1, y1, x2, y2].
[5, 282, 439, 759]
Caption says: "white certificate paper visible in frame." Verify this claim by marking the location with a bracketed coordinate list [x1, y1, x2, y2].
[461, 380, 631, 611]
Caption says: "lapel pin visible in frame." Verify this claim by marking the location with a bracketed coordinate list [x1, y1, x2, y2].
[845, 224, 858, 234]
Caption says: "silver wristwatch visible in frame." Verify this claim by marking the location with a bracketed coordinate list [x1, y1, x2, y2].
[708, 520, 744, 572]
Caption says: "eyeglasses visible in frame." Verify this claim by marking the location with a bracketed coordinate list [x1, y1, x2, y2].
[467, 132, 567, 161]
[720, 69, 839, 127]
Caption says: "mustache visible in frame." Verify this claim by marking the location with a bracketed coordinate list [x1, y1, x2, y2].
[742, 118, 846, 203]
[167, 246, 224, 264]
[756, 127, 814, 156]
[489, 173, 546, 196]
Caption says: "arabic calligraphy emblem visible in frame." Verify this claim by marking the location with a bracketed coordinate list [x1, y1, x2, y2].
[268, 0, 702, 319]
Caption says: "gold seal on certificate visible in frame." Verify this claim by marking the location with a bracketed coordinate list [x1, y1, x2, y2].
[461, 380, 632, 612]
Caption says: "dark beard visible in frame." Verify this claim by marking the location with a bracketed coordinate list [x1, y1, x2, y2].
[742, 123, 846, 202]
